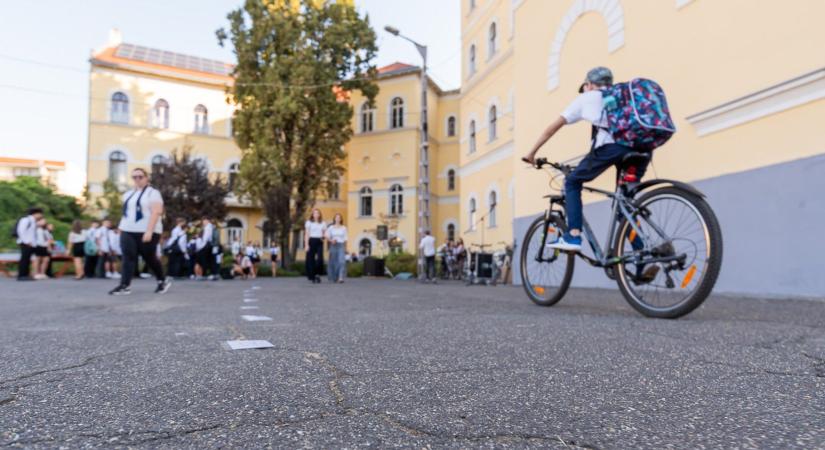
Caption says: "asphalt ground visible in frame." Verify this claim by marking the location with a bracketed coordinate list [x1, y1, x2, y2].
[0, 277, 823, 449]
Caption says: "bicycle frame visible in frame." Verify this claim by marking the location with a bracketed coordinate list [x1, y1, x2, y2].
[536, 182, 685, 269]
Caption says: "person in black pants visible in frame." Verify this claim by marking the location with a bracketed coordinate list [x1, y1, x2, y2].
[304, 208, 327, 283]
[109, 168, 171, 296]
[15, 207, 43, 281]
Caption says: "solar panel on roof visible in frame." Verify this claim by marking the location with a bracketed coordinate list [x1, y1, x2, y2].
[113, 43, 232, 76]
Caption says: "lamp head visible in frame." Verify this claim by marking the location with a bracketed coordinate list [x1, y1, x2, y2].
[384, 25, 400, 36]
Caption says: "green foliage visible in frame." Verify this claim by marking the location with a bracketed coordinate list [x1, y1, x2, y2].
[0, 177, 85, 251]
[347, 261, 363, 278]
[92, 179, 123, 223]
[151, 147, 230, 231]
[385, 252, 418, 276]
[218, 0, 379, 265]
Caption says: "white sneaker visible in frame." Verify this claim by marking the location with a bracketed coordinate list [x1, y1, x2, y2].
[105, 272, 112, 279]
[111, 272, 121, 279]
[546, 234, 583, 252]
[139, 273, 151, 279]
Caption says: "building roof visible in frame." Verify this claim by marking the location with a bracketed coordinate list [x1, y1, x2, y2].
[0, 157, 65, 168]
[91, 43, 234, 84]
[378, 62, 419, 77]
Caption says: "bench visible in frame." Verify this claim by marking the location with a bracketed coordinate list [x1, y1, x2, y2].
[0, 255, 74, 278]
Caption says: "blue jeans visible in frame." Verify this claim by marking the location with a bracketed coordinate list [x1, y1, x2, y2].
[564, 144, 648, 233]
[328, 243, 346, 282]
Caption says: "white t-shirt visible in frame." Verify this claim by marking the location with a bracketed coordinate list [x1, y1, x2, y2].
[35, 227, 48, 247]
[269, 246, 280, 257]
[561, 90, 614, 148]
[199, 223, 214, 250]
[119, 186, 164, 234]
[68, 231, 86, 244]
[97, 227, 111, 252]
[305, 220, 327, 239]
[419, 235, 436, 257]
[326, 225, 347, 244]
[16, 216, 37, 245]
[109, 230, 121, 255]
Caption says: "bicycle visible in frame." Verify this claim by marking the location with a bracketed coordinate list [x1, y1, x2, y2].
[520, 154, 723, 318]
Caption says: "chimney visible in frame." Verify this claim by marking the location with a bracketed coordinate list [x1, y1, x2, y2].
[108, 28, 123, 47]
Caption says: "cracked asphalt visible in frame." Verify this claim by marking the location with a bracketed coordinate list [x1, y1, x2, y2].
[0, 277, 823, 449]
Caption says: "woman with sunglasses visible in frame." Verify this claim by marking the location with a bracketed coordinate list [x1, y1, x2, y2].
[109, 168, 171, 296]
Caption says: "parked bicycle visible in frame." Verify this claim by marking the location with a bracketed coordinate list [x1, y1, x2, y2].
[520, 155, 723, 318]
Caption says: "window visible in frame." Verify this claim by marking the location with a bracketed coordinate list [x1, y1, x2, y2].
[226, 218, 243, 245]
[359, 238, 372, 257]
[359, 186, 373, 216]
[447, 223, 456, 242]
[153, 99, 169, 129]
[447, 116, 456, 137]
[469, 120, 476, 153]
[469, 198, 477, 231]
[261, 220, 277, 248]
[488, 22, 497, 58]
[447, 169, 456, 191]
[110, 92, 129, 124]
[228, 163, 240, 192]
[329, 180, 340, 200]
[488, 191, 498, 228]
[151, 155, 166, 175]
[390, 97, 404, 129]
[108, 150, 128, 187]
[360, 102, 374, 133]
[194, 104, 209, 134]
[488, 105, 497, 141]
[469, 45, 476, 75]
[389, 184, 404, 216]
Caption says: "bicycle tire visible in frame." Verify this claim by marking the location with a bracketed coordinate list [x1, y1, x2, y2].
[520, 216, 575, 306]
[614, 187, 723, 318]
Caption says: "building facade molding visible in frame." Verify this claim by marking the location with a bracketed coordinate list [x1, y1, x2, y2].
[459, 138, 514, 177]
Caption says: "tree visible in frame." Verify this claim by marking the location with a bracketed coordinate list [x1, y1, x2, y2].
[89, 179, 123, 223]
[218, 0, 379, 264]
[150, 148, 230, 231]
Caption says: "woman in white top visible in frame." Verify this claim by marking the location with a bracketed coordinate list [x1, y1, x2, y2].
[325, 213, 348, 283]
[110, 167, 170, 296]
[33, 218, 50, 280]
[269, 242, 280, 277]
[67, 220, 86, 280]
[304, 208, 327, 283]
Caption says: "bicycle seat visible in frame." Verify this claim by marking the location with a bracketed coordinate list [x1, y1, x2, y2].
[621, 152, 651, 165]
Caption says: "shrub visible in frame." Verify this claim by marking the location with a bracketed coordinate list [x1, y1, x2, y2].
[385, 252, 417, 276]
[347, 261, 363, 278]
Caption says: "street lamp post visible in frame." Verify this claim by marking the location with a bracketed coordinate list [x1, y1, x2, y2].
[385, 25, 431, 278]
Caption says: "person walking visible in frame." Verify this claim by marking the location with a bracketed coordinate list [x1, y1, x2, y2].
[15, 207, 43, 281]
[325, 213, 347, 283]
[268, 242, 280, 277]
[419, 230, 437, 283]
[108, 168, 171, 296]
[304, 208, 326, 284]
[67, 220, 86, 280]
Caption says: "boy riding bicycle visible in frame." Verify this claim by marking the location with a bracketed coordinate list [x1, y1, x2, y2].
[522, 66, 650, 252]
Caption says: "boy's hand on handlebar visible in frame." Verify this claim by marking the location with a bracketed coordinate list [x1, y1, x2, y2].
[521, 155, 535, 166]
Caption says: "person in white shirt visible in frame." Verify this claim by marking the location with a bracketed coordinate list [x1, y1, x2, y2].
[109, 168, 170, 296]
[522, 66, 651, 253]
[195, 217, 215, 280]
[304, 208, 327, 283]
[419, 230, 437, 283]
[97, 219, 114, 278]
[165, 217, 188, 279]
[66, 220, 86, 280]
[325, 213, 348, 283]
[269, 242, 280, 277]
[16, 207, 43, 281]
[33, 218, 51, 280]
[231, 238, 241, 258]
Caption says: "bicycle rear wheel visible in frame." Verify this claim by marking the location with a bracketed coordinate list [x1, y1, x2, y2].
[520, 216, 574, 306]
[614, 187, 723, 318]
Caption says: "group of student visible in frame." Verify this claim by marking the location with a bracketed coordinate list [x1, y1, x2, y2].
[13, 207, 59, 281]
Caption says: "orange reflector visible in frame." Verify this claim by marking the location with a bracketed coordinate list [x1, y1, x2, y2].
[628, 221, 641, 243]
[547, 226, 556, 234]
[681, 265, 697, 288]
[535, 286, 545, 295]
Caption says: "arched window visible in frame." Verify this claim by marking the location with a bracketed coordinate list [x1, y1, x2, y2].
[488, 22, 497, 58]
[469, 198, 477, 231]
[447, 169, 456, 191]
[360, 102, 374, 133]
[359, 238, 372, 257]
[469, 44, 476, 75]
[108, 150, 127, 187]
[389, 184, 404, 216]
[488, 191, 498, 228]
[447, 223, 456, 242]
[447, 116, 456, 137]
[151, 155, 166, 175]
[359, 186, 373, 217]
[153, 99, 169, 129]
[226, 218, 243, 245]
[110, 92, 129, 124]
[228, 163, 240, 192]
[390, 97, 404, 129]
[469, 120, 477, 153]
[194, 104, 209, 134]
[488, 105, 497, 141]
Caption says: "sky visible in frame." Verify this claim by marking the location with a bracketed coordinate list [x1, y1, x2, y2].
[0, 0, 461, 194]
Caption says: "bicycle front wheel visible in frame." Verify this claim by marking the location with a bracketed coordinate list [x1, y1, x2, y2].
[614, 187, 723, 318]
[520, 216, 574, 306]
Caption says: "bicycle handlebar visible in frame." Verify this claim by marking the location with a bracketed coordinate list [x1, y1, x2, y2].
[521, 156, 574, 175]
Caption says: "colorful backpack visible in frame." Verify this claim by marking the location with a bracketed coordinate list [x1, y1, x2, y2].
[600, 78, 676, 151]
